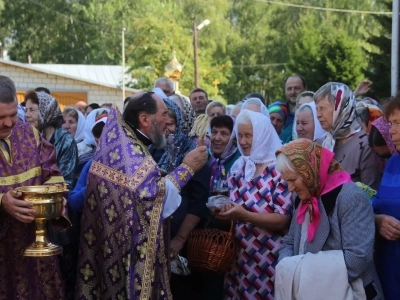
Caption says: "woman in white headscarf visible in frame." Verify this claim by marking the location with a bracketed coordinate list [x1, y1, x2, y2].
[215, 109, 292, 300]
[62, 107, 87, 156]
[295, 102, 326, 141]
[241, 97, 270, 117]
[314, 82, 381, 190]
[77, 108, 109, 173]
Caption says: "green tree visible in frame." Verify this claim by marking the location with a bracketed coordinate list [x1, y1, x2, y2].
[365, 0, 393, 100]
[286, 14, 365, 91]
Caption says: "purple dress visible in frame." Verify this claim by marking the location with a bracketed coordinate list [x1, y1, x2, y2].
[75, 108, 194, 299]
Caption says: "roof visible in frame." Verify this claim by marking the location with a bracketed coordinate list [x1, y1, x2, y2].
[0, 59, 140, 93]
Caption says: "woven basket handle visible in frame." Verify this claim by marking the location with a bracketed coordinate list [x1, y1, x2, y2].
[204, 217, 235, 233]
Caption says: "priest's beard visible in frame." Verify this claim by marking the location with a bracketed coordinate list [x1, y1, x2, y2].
[149, 119, 166, 149]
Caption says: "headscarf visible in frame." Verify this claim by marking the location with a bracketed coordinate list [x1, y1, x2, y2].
[371, 116, 398, 156]
[296, 102, 326, 141]
[36, 92, 63, 131]
[188, 114, 209, 139]
[355, 102, 382, 133]
[318, 82, 361, 151]
[84, 108, 110, 146]
[157, 98, 196, 172]
[242, 97, 269, 117]
[180, 97, 196, 136]
[276, 139, 352, 242]
[293, 91, 315, 140]
[209, 117, 238, 190]
[72, 108, 86, 143]
[230, 110, 282, 182]
[268, 101, 288, 122]
[17, 104, 25, 122]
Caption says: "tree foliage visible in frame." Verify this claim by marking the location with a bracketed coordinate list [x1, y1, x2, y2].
[0, 0, 392, 102]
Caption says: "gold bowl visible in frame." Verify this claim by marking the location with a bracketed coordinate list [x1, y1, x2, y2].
[15, 184, 67, 257]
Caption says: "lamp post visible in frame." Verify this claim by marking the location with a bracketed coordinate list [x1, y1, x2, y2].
[122, 27, 126, 102]
[193, 19, 210, 88]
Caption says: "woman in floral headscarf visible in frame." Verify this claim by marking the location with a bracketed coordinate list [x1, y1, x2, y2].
[369, 116, 398, 161]
[25, 91, 78, 188]
[216, 109, 292, 299]
[274, 139, 383, 300]
[314, 82, 381, 190]
[170, 94, 196, 136]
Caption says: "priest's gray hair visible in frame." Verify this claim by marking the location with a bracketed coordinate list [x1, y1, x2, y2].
[275, 152, 297, 174]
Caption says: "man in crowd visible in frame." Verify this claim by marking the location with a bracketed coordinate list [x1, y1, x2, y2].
[0, 76, 66, 299]
[283, 75, 307, 129]
[154, 77, 175, 97]
[76, 91, 208, 299]
[189, 88, 209, 117]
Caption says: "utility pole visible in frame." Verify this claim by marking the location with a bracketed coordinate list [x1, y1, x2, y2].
[392, 0, 399, 96]
[122, 27, 126, 102]
[193, 22, 199, 88]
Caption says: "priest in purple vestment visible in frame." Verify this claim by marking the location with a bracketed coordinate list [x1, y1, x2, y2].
[0, 76, 66, 299]
[75, 92, 208, 299]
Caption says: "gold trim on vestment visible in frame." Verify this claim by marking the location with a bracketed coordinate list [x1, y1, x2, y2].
[140, 179, 169, 300]
[166, 174, 180, 192]
[0, 167, 41, 186]
[43, 176, 65, 184]
[90, 157, 156, 191]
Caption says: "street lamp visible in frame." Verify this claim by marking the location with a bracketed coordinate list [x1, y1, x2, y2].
[193, 19, 211, 88]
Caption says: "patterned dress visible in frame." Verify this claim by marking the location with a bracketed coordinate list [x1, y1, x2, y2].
[225, 164, 292, 300]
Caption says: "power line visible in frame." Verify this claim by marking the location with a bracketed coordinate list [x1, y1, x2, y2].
[232, 63, 287, 68]
[27, 0, 166, 38]
[256, 0, 392, 15]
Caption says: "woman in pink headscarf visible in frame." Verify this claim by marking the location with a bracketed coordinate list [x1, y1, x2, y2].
[274, 139, 383, 300]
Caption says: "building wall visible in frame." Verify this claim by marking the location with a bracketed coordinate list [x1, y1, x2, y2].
[0, 62, 129, 110]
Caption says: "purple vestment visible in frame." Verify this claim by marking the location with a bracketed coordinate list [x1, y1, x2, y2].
[76, 108, 194, 299]
[0, 122, 65, 299]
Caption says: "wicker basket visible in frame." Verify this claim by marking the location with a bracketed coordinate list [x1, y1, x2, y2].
[187, 221, 237, 274]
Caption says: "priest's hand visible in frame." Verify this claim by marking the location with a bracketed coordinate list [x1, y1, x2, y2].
[2, 191, 36, 223]
[182, 146, 207, 173]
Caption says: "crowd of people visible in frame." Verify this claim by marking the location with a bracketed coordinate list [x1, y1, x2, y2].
[0, 73, 398, 300]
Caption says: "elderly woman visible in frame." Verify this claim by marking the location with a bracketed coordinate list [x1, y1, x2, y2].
[25, 91, 78, 188]
[242, 97, 269, 117]
[62, 107, 88, 157]
[169, 94, 197, 136]
[268, 102, 288, 136]
[373, 95, 400, 300]
[275, 139, 383, 300]
[77, 108, 109, 172]
[209, 115, 241, 192]
[206, 101, 226, 121]
[295, 102, 325, 141]
[292, 91, 315, 140]
[314, 82, 381, 190]
[216, 109, 292, 299]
